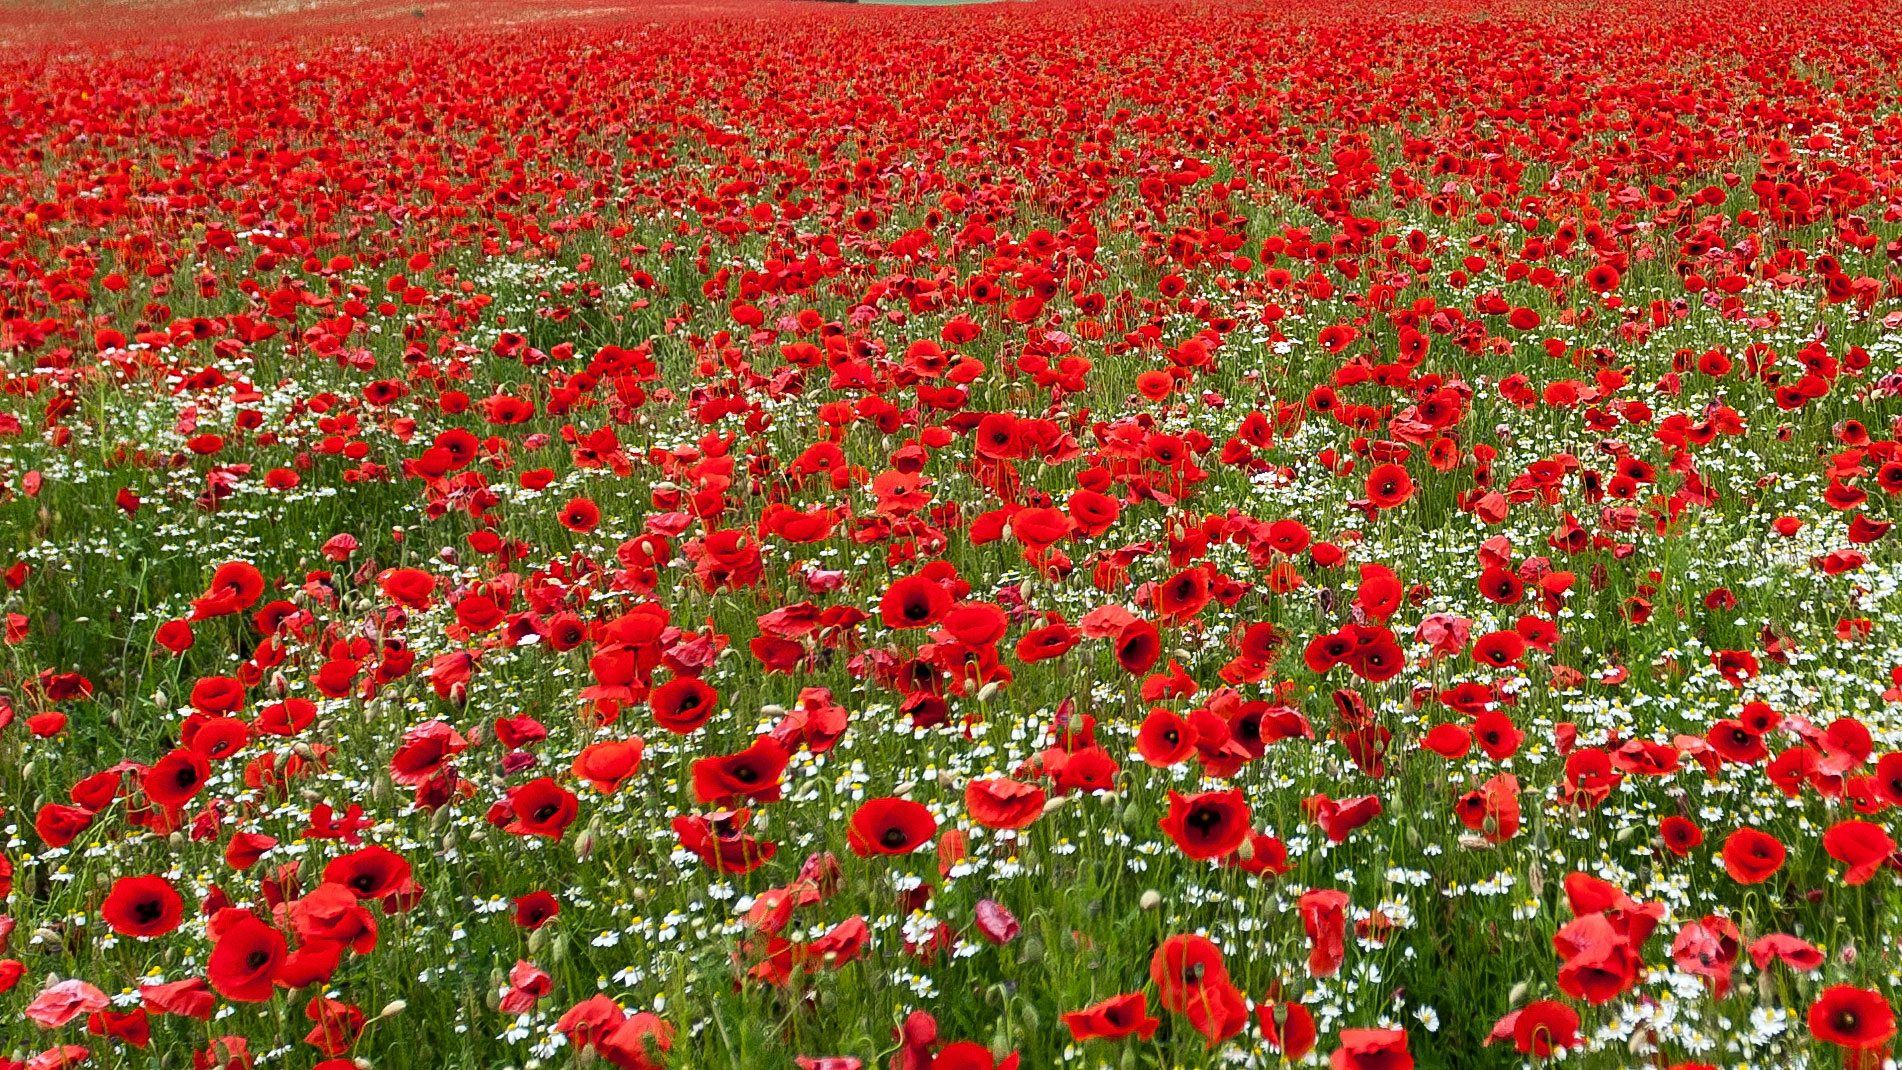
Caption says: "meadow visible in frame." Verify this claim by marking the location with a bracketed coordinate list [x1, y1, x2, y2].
[2, 0, 1902, 1067]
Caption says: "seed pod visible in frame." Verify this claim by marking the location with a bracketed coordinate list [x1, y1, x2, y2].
[1121, 802, 1143, 830]
[1016, 936, 1044, 964]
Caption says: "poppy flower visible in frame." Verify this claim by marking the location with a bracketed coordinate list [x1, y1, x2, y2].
[1471, 630, 1527, 668]
[1331, 1027, 1412, 1070]
[1149, 934, 1230, 1014]
[1062, 992, 1160, 1042]
[1809, 985, 1896, 1050]
[1154, 565, 1212, 621]
[323, 845, 413, 900]
[1258, 997, 1316, 1058]
[378, 567, 436, 609]
[1421, 723, 1471, 759]
[1067, 489, 1121, 536]
[933, 1041, 1019, 1070]
[692, 738, 791, 805]
[1136, 707, 1196, 767]
[650, 677, 719, 734]
[1721, 828, 1786, 884]
[1364, 463, 1414, 509]
[102, 875, 184, 937]
[1749, 933, 1823, 972]
[1009, 506, 1071, 550]
[1158, 790, 1251, 860]
[1114, 619, 1162, 675]
[1015, 622, 1079, 663]
[964, 777, 1046, 830]
[1660, 816, 1704, 856]
[144, 748, 210, 809]
[880, 573, 952, 629]
[1510, 1000, 1582, 1056]
[507, 777, 580, 840]
[560, 496, 601, 533]
[573, 738, 645, 793]
[207, 913, 286, 1002]
[847, 797, 936, 856]
[192, 561, 265, 619]
[513, 891, 560, 929]
[1823, 819, 1896, 885]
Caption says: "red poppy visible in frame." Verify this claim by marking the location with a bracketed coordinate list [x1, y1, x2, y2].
[1136, 707, 1195, 767]
[1015, 622, 1079, 663]
[506, 777, 579, 840]
[1331, 1027, 1412, 1070]
[650, 677, 719, 734]
[1149, 934, 1230, 1014]
[1114, 619, 1162, 675]
[560, 496, 601, 532]
[1511, 1000, 1581, 1057]
[573, 738, 645, 793]
[144, 748, 210, 809]
[1364, 464, 1414, 509]
[102, 875, 185, 937]
[880, 573, 952, 629]
[692, 738, 791, 805]
[378, 567, 437, 609]
[513, 891, 560, 929]
[1062, 992, 1160, 1042]
[1721, 827, 1786, 884]
[1158, 790, 1251, 860]
[1299, 888, 1350, 977]
[207, 913, 286, 1002]
[1155, 565, 1212, 621]
[1823, 819, 1896, 885]
[322, 845, 413, 900]
[964, 777, 1046, 830]
[847, 797, 936, 856]
[1810, 985, 1896, 1050]
[1067, 489, 1121, 537]
[1660, 816, 1703, 856]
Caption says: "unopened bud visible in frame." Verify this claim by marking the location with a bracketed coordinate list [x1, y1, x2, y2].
[1138, 889, 1162, 911]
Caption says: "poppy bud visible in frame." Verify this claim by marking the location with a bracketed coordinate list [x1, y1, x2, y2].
[977, 682, 1002, 703]
[377, 1000, 406, 1020]
[269, 671, 290, 698]
[1139, 889, 1162, 911]
[574, 827, 598, 861]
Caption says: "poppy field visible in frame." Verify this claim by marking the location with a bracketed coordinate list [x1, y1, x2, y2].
[7, 0, 1902, 1066]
